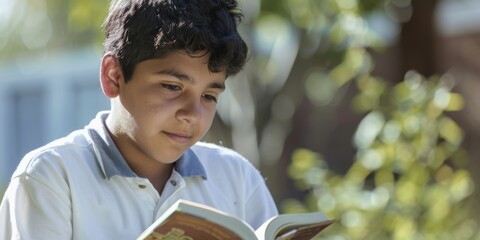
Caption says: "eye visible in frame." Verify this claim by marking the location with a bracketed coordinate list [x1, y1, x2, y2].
[161, 83, 182, 91]
[202, 94, 218, 103]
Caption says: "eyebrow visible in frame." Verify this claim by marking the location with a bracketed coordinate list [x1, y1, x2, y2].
[156, 69, 226, 90]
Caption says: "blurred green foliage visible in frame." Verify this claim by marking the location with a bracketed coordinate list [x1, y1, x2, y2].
[237, 0, 386, 169]
[0, 0, 108, 59]
[252, 0, 479, 239]
[286, 72, 478, 239]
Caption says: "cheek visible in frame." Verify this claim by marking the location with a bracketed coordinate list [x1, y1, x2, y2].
[133, 105, 170, 132]
[200, 108, 217, 130]
[148, 98, 177, 117]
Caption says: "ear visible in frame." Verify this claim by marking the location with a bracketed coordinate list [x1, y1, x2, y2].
[100, 53, 123, 98]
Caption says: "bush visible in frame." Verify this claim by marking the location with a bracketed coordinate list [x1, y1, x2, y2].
[286, 72, 479, 240]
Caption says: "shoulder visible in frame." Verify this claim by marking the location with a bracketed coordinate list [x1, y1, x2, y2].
[191, 142, 252, 167]
[190, 142, 262, 180]
[11, 129, 92, 179]
[191, 141, 240, 156]
[189, 142, 278, 224]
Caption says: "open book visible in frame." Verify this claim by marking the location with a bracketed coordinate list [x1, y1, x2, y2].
[137, 199, 335, 240]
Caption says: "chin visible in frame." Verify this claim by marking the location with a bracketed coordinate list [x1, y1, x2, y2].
[153, 151, 184, 164]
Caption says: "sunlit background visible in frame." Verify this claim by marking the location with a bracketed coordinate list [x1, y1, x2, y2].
[1, 0, 480, 239]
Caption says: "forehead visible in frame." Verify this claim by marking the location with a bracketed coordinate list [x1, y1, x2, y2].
[134, 51, 228, 82]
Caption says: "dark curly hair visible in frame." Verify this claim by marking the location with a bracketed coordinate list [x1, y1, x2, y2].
[103, 0, 248, 82]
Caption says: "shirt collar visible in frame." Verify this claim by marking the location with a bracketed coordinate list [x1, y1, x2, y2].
[85, 111, 207, 180]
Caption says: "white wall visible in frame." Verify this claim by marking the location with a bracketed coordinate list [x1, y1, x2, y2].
[0, 48, 109, 192]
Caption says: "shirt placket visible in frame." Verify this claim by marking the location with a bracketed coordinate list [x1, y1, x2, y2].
[153, 171, 186, 220]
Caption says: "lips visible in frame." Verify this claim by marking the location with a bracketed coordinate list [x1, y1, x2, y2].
[164, 131, 192, 144]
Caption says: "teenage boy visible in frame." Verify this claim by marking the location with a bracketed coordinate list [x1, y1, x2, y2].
[0, 0, 278, 239]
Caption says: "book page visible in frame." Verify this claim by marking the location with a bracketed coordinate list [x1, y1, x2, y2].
[143, 212, 242, 240]
[275, 220, 336, 240]
[255, 211, 334, 240]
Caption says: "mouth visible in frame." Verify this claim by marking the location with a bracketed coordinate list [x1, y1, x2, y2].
[163, 131, 192, 144]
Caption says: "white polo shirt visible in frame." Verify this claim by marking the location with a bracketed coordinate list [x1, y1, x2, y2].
[0, 111, 278, 240]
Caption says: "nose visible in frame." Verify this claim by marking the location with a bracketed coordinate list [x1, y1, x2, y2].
[176, 95, 201, 123]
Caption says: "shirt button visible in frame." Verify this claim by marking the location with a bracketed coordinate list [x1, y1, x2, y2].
[138, 184, 147, 189]
[170, 180, 177, 186]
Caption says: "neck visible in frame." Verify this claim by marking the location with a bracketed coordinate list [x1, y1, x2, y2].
[105, 115, 173, 193]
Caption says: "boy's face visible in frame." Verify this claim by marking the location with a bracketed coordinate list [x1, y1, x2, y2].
[105, 51, 226, 164]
